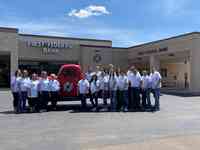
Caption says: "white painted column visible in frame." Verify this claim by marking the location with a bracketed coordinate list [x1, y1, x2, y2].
[10, 51, 18, 76]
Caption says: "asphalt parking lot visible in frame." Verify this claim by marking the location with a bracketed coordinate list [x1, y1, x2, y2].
[0, 90, 200, 150]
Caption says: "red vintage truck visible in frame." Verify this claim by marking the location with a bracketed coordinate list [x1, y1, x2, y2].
[57, 64, 83, 101]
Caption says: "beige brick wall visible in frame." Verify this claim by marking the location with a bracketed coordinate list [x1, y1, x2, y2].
[0, 30, 18, 75]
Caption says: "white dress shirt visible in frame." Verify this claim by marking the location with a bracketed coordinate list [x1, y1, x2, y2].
[39, 79, 50, 92]
[11, 76, 21, 92]
[141, 75, 150, 89]
[128, 72, 142, 88]
[90, 80, 100, 94]
[109, 76, 118, 91]
[28, 80, 39, 98]
[103, 75, 110, 91]
[118, 75, 129, 91]
[78, 79, 90, 94]
[49, 80, 60, 92]
[151, 71, 162, 89]
[19, 77, 31, 92]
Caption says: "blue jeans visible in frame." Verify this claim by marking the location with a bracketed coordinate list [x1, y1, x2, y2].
[152, 88, 160, 109]
[110, 91, 117, 111]
[19, 91, 27, 112]
[123, 90, 129, 110]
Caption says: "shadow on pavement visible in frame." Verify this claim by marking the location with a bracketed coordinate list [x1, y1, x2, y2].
[0, 104, 157, 114]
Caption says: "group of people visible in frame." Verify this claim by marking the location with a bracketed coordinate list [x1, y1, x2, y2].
[11, 70, 60, 113]
[79, 65, 162, 112]
[10, 64, 162, 113]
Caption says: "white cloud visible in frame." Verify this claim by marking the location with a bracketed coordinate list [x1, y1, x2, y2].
[161, 0, 188, 15]
[68, 5, 110, 18]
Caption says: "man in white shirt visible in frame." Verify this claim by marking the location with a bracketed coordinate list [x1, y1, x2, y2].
[118, 70, 129, 112]
[49, 74, 60, 110]
[11, 69, 22, 113]
[27, 73, 40, 112]
[127, 66, 142, 110]
[19, 70, 31, 113]
[78, 75, 90, 111]
[151, 67, 162, 111]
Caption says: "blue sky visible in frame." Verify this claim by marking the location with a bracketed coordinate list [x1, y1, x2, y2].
[0, 0, 200, 47]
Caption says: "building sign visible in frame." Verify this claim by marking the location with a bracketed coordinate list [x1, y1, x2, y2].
[25, 41, 73, 49]
[138, 47, 168, 56]
[42, 47, 59, 54]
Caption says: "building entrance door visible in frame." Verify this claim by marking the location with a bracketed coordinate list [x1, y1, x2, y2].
[159, 51, 190, 89]
[0, 55, 10, 88]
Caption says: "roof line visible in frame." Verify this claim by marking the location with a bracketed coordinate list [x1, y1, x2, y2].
[19, 33, 112, 43]
[128, 32, 200, 49]
[80, 44, 128, 49]
[0, 27, 18, 33]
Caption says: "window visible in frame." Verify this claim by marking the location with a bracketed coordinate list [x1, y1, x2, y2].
[161, 68, 167, 78]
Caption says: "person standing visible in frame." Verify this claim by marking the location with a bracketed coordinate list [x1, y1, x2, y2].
[118, 70, 129, 112]
[78, 76, 90, 111]
[18, 70, 30, 113]
[98, 72, 105, 103]
[109, 69, 118, 112]
[90, 74, 100, 111]
[49, 74, 60, 110]
[151, 67, 162, 111]
[141, 70, 151, 110]
[102, 70, 110, 106]
[127, 66, 142, 110]
[10, 69, 22, 113]
[85, 66, 95, 107]
[27, 73, 40, 113]
[38, 71, 50, 112]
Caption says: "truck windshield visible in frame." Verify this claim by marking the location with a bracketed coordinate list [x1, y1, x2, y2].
[62, 69, 76, 77]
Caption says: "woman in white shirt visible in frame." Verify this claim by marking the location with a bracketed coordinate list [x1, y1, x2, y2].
[49, 74, 60, 110]
[38, 71, 50, 112]
[18, 70, 30, 113]
[98, 72, 105, 101]
[103, 70, 110, 106]
[109, 69, 118, 111]
[141, 70, 151, 110]
[90, 74, 100, 111]
[78, 76, 90, 111]
[11, 69, 22, 113]
[27, 73, 40, 112]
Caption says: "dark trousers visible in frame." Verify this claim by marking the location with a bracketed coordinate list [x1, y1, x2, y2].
[28, 97, 39, 112]
[103, 90, 109, 105]
[128, 87, 131, 109]
[118, 91, 124, 110]
[123, 90, 129, 110]
[92, 92, 98, 107]
[50, 91, 59, 108]
[19, 91, 28, 112]
[80, 94, 87, 110]
[39, 91, 49, 110]
[141, 89, 147, 108]
[12, 92, 19, 109]
[88, 90, 95, 106]
[130, 87, 140, 109]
